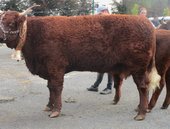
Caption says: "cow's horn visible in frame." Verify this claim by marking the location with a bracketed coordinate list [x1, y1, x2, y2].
[20, 4, 40, 15]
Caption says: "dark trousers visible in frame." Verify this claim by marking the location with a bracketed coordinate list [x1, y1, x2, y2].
[93, 73, 112, 89]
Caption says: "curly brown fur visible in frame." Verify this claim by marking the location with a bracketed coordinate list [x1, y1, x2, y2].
[0, 12, 159, 120]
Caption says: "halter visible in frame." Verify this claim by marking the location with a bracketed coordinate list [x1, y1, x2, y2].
[0, 12, 19, 40]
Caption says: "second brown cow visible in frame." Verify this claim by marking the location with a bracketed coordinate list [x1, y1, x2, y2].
[148, 29, 170, 110]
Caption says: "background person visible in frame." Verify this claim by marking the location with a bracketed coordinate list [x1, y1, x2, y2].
[87, 5, 113, 95]
[152, 15, 160, 27]
[139, 7, 156, 28]
[139, 7, 147, 17]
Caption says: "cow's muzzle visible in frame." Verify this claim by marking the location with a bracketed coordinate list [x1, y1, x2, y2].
[0, 12, 19, 41]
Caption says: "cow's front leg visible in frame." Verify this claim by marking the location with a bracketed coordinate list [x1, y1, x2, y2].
[148, 83, 164, 110]
[46, 65, 65, 118]
[49, 75, 64, 118]
[50, 81, 63, 118]
[44, 81, 55, 112]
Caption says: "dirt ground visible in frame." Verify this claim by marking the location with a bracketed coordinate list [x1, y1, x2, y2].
[0, 46, 170, 129]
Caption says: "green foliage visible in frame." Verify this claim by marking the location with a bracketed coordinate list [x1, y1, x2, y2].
[58, 0, 79, 16]
[117, 0, 170, 16]
[163, 7, 170, 16]
[131, 3, 139, 15]
[0, 0, 29, 11]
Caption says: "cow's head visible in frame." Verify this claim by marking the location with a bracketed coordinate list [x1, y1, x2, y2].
[0, 11, 26, 49]
[0, 4, 40, 61]
[158, 21, 170, 30]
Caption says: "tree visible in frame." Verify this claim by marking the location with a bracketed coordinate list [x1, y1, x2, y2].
[0, 0, 29, 11]
[131, 3, 139, 15]
[0, 0, 92, 16]
[121, 0, 170, 16]
[163, 7, 170, 16]
[30, 0, 92, 16]
[77, 0, 92, 15]
[112, 1, 127, 14]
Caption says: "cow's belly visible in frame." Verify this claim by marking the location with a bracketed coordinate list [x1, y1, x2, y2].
[25, 59, 49, 80]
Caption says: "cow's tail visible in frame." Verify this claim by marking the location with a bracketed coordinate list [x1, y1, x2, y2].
[147, 55, 161, 92]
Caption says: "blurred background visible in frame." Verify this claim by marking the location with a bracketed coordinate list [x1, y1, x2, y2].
[0, 0, 170, 23]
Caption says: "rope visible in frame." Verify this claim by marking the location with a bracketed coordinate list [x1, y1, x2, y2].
[15, 20, 27, 51]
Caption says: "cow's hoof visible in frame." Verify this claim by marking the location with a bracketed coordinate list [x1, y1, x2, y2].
[113, 98, 119, 105]
[44, 106, 53, 112]
[113, 100, 118, 105]
[161, 106, 168, 109]
[134, 114, 145, 121]
[113, 101, 117, 105]
[135, 107, 150, 113]
[147, 109, 151, 113]
[49, 111, 60, 118]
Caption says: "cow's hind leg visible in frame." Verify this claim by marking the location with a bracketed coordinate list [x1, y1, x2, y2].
[162, 68, 170, 109]
[132, 72, 149, 121]
[113, 74, 123, 104]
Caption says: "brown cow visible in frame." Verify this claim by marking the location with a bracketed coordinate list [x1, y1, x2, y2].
[0, 9, 160, 120]
[148, 29, 170, 110]
[113, 29, 170, 112]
